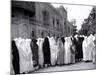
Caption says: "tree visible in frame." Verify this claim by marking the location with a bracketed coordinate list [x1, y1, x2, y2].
[78, 7, 96, 36]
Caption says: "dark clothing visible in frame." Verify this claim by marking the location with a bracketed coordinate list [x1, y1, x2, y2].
[30, 38, 38, 67]
[76, 37, 84, 60]
[75, 40, 79, 61]
[12, 40, 20, 74]
[71, 37, 77, 54]
[42, 37, 51, 65]
[61, 37, 65, 45]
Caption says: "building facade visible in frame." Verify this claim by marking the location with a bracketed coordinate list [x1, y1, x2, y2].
[11, 1, 73, 39]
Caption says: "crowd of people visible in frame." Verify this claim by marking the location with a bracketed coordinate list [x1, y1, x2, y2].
[11, 34, 96, 74]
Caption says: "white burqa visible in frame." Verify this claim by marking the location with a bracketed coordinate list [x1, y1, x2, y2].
[49, 37, 58, 65]
[37, 38, 44, 66]
[83, 34, 95, 61]
[82, 36, 88, 61]
[64, 37, 72, 64]
[15, 38, 33, 73]
[87, 34, 95, 61]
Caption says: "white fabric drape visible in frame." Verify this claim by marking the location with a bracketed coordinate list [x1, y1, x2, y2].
[64, 37, 72, 64]
[49, 37, 58, 65]
[14, 38, 33, 73]
[37, 38, 44, 66]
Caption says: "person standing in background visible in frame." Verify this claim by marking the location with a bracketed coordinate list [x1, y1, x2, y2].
[30, 31, 39, 70]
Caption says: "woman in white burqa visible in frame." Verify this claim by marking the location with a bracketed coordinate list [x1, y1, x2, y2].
[57, 38, 64, 65]
[15, 38, 33, 73]
[64, 37, 72, 64]
[37, 38, 44, 67]
[83, 34, 95, 62]
[82, 36, 88, 61]
[49, 37, 58, 66]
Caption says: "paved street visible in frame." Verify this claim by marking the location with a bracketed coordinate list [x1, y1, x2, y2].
[33, 62, 95, 73]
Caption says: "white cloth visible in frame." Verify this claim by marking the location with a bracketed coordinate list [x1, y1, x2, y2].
[15, 38, 33, 73]
[83, 35, 95, 61]
[37, 38, 44, 66]
[83, 37, 88, 61]
[49, 37, 58, 65]
[87, 34, 95, 61]
[64, 37, 72, 64]
[92, 46, 96, 63]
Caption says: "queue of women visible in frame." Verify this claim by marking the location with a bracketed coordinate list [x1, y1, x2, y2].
[11, 34, 96, 74]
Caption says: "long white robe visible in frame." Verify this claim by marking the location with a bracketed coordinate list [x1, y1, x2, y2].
[57, 38, 64, 65]
[24, 39, 33, 72]
[64, 37, 72, 64]
[37, 38, 44, 66]
[82, 37, 88, 61]
[49, 37, 58, 65]
[83, 35, 95, 61]
[87, 34, 95, 61]
[15, 38, 33, 73]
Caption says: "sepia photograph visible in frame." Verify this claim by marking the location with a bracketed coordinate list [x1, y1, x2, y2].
[11, 0, 96, 74]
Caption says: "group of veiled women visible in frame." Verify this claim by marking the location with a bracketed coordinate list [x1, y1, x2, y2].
[11, 34, 96, 74]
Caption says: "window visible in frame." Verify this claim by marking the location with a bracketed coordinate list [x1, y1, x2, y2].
[41, 32, 44, 38]
[32, 31, 34, 37]
[68, 27, 70, 33]
[56, 19, 60, 29]
[42, 10, 49, 25]
[64, 21, 66, 25]
[57, 19, 59, 25]
[29, 13, 33, 17]
[29, 11, 35, 18]
[53, 18, 55, 27]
